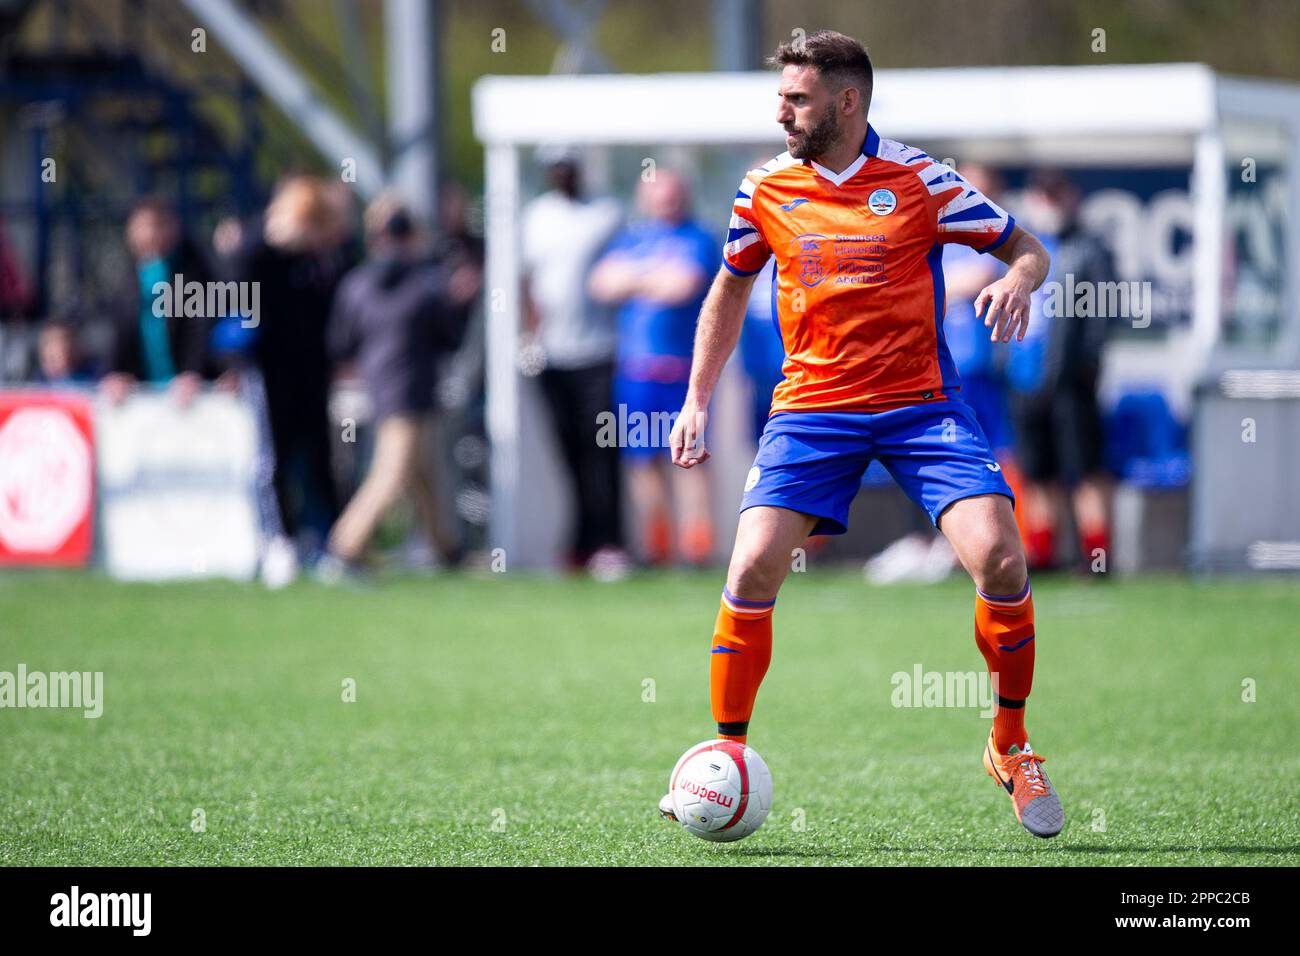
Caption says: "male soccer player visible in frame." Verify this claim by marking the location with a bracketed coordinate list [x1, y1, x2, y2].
[658, 30, 1063, 838]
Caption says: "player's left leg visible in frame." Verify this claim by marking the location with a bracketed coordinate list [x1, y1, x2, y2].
[937, 494, 1034, 750]
[875, 399, 1063, 837]
[939, 493, 1063, 838]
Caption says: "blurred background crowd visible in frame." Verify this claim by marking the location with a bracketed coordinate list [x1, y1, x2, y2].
[1, 174, 487, 582]
[0, 146, 1157, 584]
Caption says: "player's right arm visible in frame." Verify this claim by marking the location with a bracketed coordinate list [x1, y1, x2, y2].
[672, 167, 773, 468]
[669, 265, 758, 468]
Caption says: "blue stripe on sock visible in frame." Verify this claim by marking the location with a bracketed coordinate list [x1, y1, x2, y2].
[978, 580, 1031, 603]
[722, 587, 776, 609]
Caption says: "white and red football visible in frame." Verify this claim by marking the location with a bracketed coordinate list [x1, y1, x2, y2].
[667, 740, 773, 842]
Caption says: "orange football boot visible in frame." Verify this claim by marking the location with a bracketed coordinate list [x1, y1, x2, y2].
[982, 729, 1064, 838]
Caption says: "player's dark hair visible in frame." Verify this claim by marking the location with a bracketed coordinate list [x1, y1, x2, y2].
[769, 30, 873, 115]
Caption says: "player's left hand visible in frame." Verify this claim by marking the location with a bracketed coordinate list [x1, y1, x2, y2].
[975, 277, 1032, 343]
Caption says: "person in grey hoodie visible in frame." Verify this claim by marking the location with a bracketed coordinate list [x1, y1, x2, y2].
[323, 194, 469, 572]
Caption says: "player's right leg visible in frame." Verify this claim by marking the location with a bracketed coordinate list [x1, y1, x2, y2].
[703, 412, 869, 745]
[711, 505, 817, 743]
[661, 412, 867, 822]
[660, 505, 814, 823]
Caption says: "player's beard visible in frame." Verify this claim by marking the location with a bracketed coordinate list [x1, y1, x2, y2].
[786, 102, 840, 160]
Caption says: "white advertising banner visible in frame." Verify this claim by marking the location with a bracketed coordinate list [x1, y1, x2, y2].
[97, 392, 260, 581]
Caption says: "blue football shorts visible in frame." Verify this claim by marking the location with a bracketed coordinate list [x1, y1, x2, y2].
[739, 398, 1015, 535]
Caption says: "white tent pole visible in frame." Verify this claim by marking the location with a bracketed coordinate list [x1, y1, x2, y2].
[1189, 126, 1226, 373]
[484, 143, 522, 565]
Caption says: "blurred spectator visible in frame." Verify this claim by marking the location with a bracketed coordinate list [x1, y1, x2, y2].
[236, 175, 356, 560]
[324, 179, 365, 268]
[0, 214, 34, 381]
[320, 194, 467, 576]
[212, 215, 247, 267]
[589, 169, 717, 566]
[206, 218, 292, 588]
[521, 147, 629, 579]
[101, 197, 212, 405]
[1009, 169, 1115, 570]
[36, 320, 94, 386]
[0, 214, 32, 322]
[431, 181, 488, 559]
[434, 181, 486, 329]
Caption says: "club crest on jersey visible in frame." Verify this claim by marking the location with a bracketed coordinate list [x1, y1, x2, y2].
[745, 466, 761, 492]
[867, 188, 898, 216]
[791, 234, 828, 287]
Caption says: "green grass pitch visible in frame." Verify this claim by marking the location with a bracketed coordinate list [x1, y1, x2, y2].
[1, 569, 1297, 866]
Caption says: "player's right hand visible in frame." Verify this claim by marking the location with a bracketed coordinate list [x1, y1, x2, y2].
[670, 404, 710, 468]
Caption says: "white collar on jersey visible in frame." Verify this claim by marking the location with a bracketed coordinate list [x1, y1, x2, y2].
[806, 124, 882, 187]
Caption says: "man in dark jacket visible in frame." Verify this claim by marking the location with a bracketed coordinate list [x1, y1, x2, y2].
[102, 198, 212, 404]
[1007, 170, 1116, 570]
[322, 195, 467, 570]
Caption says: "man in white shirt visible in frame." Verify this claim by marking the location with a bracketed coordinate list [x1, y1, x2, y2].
[521, 148, 630, 579]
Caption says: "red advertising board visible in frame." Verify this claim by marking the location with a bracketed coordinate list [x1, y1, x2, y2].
[0, 391, 95, 566]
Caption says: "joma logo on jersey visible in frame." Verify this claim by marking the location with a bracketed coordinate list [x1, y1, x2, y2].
[780, 197, 811, 211]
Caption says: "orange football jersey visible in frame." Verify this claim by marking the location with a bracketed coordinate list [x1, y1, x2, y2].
[724, 124, 1015, 413]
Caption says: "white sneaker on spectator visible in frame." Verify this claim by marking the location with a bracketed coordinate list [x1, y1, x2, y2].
[260, 535, 298, 590]
[587, 547, 632, 583]
[399, 535, 440, 571]
[313, 552, 370, 587]
[863, 533, 932, 585]
[918, 534, 957, 583]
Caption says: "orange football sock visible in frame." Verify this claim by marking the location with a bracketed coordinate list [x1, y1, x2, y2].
[709, 589, 775, 745]
[974, 582, 1035, 754]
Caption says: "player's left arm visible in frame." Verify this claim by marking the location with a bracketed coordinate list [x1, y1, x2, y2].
[975, 225, 1051, 344]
